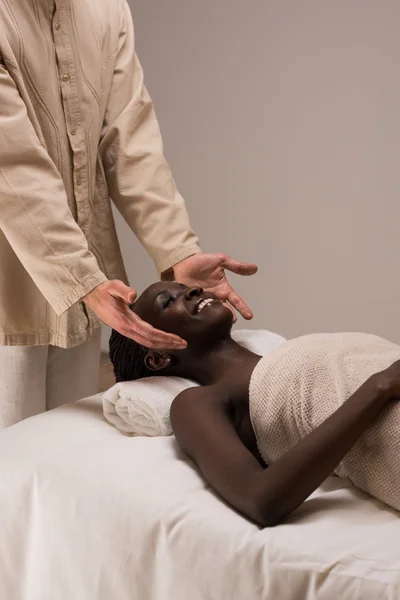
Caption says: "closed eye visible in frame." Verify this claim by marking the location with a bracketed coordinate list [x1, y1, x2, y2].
[163, 297, 175, 309]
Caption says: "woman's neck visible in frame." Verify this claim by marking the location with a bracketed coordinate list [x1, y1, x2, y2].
[177, 338, 261, 386]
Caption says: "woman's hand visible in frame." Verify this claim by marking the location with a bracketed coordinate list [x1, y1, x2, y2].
[371, 359, 400, 402]
[82, 280, 187, 349]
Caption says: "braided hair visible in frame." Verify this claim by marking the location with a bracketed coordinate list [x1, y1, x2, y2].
[109, 329, 154, 383]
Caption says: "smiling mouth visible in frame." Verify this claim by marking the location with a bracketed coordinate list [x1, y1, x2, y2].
[195, 298, 216, 314]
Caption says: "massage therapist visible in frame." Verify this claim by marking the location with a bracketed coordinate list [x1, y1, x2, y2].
[0, 0, 257, 428]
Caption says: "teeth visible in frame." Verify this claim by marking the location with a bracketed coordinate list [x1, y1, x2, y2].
[197, 299, 213, 313]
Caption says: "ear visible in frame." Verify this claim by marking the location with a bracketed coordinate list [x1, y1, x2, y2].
[144, 351, 172, 372]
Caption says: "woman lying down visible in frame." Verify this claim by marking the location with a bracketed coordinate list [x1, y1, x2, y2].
[109, 282, 400, 527]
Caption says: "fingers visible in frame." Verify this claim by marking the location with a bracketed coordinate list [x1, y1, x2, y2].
[223, 302, 237, 324]
[227, 291, 253, 320]
[84, 281, 186, 348]
[218, 254, 258, 276]
[117, 310, 188, 350]
[214, 254, 255, 319]
[132, 314, 188, 350]
[108, 280, 138, 305]
[86, 279, 187, 349]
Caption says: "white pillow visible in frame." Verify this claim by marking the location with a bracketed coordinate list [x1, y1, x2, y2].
[103, 329, 286, 436]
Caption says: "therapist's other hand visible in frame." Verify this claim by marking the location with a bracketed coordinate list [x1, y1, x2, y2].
[82, 280, 187, 349]
[173, 253, 258, 321]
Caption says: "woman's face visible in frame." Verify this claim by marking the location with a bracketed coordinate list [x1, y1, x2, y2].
[132, 282, 233, 347]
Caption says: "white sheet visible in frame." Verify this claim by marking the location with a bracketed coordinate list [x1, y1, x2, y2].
[0, 395, 399, 600]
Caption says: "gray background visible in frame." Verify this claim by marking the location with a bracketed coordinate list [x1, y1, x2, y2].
[102, 0, 400, 350]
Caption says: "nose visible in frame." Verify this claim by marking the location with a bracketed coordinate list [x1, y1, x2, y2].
[184, 286, 203, 301]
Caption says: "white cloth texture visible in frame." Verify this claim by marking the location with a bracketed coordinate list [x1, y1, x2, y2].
[103, 377, 198, 436]
[1, 394, 400, 600]
[250, 332, 400, 510]
[0, 328, 101, 428]
[103, 329, 286, 436]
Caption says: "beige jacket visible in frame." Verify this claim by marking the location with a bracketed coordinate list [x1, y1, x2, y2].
[0, 0, 200, 348]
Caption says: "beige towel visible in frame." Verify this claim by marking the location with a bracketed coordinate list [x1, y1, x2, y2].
[249, 333, 400, 510]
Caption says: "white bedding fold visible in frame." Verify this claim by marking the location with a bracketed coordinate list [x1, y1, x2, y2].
[103, 377, 197, 436]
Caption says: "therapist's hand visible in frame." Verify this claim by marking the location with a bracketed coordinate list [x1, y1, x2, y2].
[82, 280, 187, 349]
[173, 253, 258, 321]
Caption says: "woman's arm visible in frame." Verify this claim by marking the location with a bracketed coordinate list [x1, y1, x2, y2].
[171, 367, 398, 527]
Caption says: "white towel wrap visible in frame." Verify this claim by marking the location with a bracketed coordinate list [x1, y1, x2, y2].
[250, 332, 400, 510]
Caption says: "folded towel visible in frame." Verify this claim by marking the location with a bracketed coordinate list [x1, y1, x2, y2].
[103, 329, 286, 437]
[103, 377, 197, 436]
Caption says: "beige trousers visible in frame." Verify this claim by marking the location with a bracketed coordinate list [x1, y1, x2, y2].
[0, 329, 101, 428]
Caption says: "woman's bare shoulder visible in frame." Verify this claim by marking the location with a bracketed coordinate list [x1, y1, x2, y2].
[170, 384, 232, 449]
[171, 384, 231, 415]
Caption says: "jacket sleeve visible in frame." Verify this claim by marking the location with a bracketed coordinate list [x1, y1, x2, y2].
[99, 1, 201, 276]
[0, 59, 107, 316]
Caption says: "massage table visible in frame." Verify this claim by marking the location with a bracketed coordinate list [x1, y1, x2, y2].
[0, 394, 399, 600]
